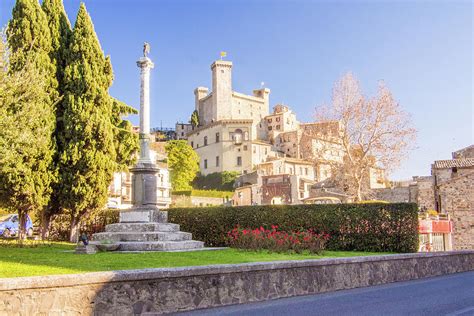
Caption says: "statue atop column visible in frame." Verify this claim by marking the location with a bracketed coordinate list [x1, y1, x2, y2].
[86, 43, 204, 252]
[143, 42, 150, 57]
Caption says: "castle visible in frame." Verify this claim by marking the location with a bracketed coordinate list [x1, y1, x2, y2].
[176, 59, 385, 205]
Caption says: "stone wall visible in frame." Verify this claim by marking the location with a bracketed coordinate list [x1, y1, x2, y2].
[171, 195, 226, 207]
[373, 186, 416, 203]
[1, 252, 473, 315]
[439, 172, 474, 250]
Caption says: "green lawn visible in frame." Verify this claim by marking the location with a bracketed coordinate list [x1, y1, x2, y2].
[0, 242, 389, 278]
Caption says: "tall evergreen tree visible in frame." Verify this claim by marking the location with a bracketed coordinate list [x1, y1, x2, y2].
[4, 0, 57, 239]
[112, 98, 139, 171]
[60, 3, 116, 242]
[7, 0, 58, 101]
[41, 0, 71, 90]
[0, 34, 55, 240]
[41, 0, 72, 238]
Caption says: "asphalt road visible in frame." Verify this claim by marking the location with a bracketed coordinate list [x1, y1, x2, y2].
[177, 271, 474, 316]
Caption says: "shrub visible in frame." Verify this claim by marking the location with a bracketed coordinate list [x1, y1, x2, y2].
[168, 203, 418, 253]
[193, 171, 240, 191]
[49, 209, 119, 241]
[227, 226, 329, 254]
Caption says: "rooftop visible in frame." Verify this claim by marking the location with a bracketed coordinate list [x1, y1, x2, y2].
[432, 158, 474, 169]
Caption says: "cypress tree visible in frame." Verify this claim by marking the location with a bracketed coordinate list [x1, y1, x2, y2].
[4, 0, 57, 239]
[7, 0, 58, 101]
[41, 0, 71, 90]
[60, 3, 116, 242]
[41, 0, 72, 238]
[111, 98, 139, 171]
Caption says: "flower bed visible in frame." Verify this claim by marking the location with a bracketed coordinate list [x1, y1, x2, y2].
[227, 225, 330, 254]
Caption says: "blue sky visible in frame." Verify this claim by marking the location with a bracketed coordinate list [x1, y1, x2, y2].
[1, 0, 472, 180]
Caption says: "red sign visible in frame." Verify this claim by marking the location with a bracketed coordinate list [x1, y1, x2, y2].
[419, 219, 452, 233]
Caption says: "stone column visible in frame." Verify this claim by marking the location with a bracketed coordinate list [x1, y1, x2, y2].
[119, 55, 163, 222]
[136, 57, 154, 163]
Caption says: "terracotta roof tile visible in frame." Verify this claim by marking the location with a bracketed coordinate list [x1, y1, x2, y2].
[432, 158, 474, 169]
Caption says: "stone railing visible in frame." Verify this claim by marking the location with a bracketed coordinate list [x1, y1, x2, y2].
[0, 251, 473, 315]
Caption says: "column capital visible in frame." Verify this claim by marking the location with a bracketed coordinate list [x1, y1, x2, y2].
[137, 57, 154, 69]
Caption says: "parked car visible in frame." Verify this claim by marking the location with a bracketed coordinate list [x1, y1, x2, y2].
[0, 214, 33, 238]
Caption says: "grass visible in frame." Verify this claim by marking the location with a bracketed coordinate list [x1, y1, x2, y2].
[0, 242, 390, 278]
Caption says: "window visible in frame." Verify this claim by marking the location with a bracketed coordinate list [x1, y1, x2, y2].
[268, 126, 272, 131]
[237, 156, 242, 166]
[289, 167, 293, 174]
[264, 148, 268, 155]
[276, 117, 280, 122]
[181, 124, 184, 129]
[305, 168, 308, 175]
[233, 129, 243, 144]
[300, 167, 303, 174]
[267, 118, 272, 123]
[191, 141, 194, 148]
[221, 69, 224, 73]
[204, 159, 208, 169]
[276, 125, 280, 130]
[253, 146, 256, 154]
[243, 145, 248, 151]
[216, 156, 220, 167]
[216, 132, 220, 142]
[181, 132, 184, 136]
[204, 136, 208, 146]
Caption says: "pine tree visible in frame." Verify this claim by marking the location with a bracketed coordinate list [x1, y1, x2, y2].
[60, 3, 116, 242]
[0, 34, 54, 240]
[41, 0, 72, 238]
[4, 0, 57, 239]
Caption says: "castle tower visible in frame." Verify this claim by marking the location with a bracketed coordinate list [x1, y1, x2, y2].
[211, 60, 233, 120]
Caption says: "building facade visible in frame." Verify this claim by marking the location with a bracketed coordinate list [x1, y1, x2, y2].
[179, 59, 386, 205]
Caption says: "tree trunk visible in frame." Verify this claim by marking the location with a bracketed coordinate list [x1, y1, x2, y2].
[69, 216, 79, 243]
[356, 176, 363, 202]
[17, 210, 27, 242]
[41, 212, 51, 240]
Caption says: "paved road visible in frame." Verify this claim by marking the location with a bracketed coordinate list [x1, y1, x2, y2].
[177, 271, 474, 316]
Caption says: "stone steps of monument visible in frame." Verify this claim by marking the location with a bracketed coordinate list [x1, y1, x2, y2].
[117, 240, 205, 252]
[105, 222, 180, 233]
[92, 231, 192, 242]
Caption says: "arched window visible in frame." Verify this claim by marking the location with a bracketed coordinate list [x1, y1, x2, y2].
[233, 129, 243, 144]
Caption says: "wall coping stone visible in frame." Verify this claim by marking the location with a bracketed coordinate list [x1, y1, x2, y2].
[1, 251, 473, 292]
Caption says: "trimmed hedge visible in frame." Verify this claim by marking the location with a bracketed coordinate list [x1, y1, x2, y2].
[168, 203, 419, 253]
[172, 189, 233, 199]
